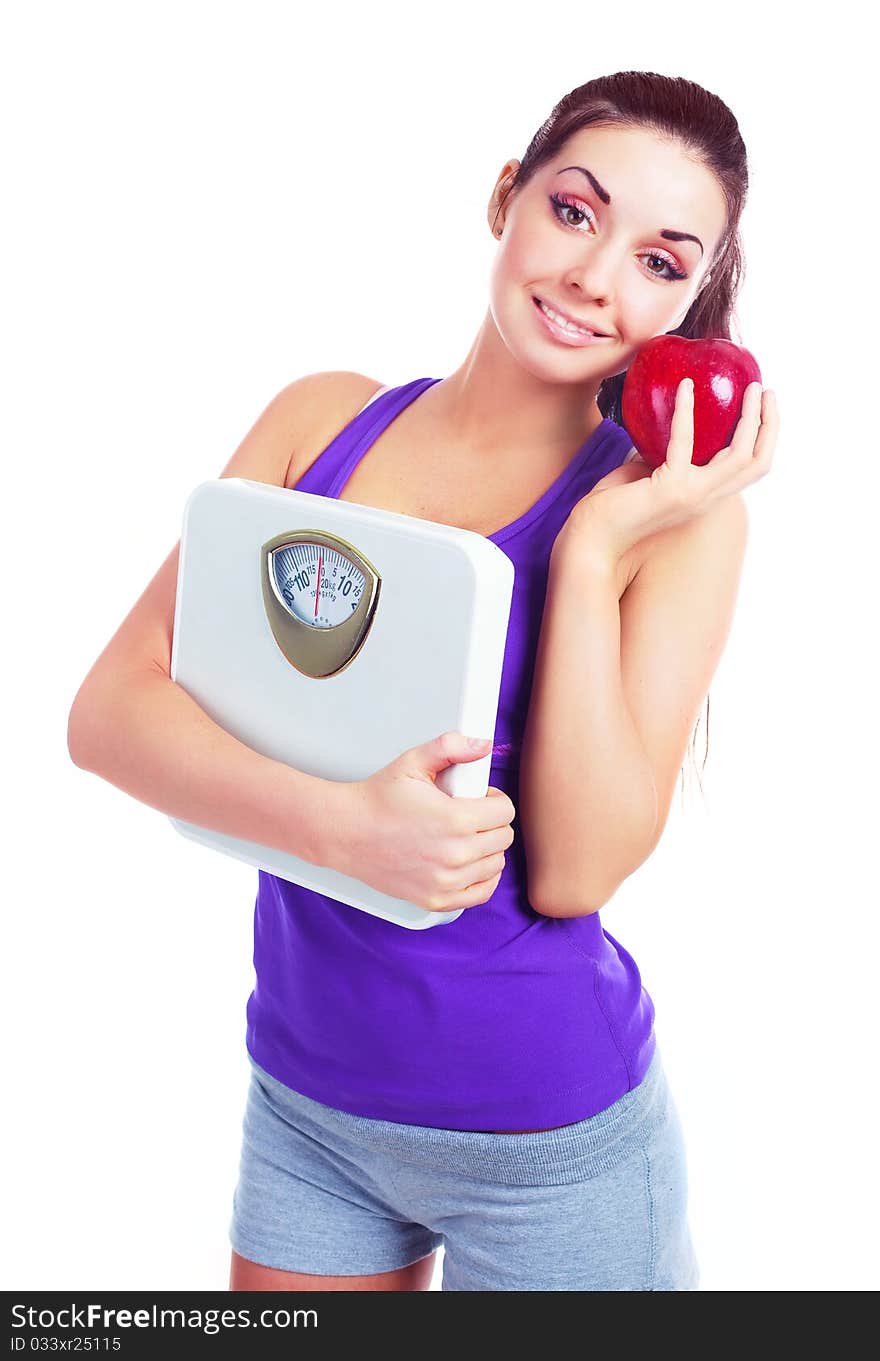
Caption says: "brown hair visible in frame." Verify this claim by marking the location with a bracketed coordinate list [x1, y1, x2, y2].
[495, 71, 749, 806]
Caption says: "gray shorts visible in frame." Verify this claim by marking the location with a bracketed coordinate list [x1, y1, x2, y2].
[229, 1041, 699, 1291]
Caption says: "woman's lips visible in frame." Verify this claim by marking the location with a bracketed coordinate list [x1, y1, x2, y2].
[533, 297, 610, 347]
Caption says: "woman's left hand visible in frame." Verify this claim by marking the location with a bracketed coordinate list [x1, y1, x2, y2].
[560, 379, 779, 567]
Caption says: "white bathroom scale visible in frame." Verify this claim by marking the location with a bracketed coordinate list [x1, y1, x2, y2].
[168, 477, 515, 929]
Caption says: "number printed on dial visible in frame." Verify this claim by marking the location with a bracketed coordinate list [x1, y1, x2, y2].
[270, 542, 367, 630]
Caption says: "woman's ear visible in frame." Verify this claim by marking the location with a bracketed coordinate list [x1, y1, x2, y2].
[488, 159, 521, 237]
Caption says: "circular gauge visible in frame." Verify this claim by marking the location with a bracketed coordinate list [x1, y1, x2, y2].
[260, 529, 381, 679]
[269, 541, 367, 630]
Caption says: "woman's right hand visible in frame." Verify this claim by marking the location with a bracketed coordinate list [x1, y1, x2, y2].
[323, 732, 517, 913]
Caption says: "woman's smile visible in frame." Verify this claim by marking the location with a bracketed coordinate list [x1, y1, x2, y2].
[533, 296, 613, 347]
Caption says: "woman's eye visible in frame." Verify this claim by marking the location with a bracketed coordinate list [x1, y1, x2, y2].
[548, 193, 688, 283]
[549, 192, 593, 232]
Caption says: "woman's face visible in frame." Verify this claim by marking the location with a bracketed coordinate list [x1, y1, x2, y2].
[486, 124, 729, 383]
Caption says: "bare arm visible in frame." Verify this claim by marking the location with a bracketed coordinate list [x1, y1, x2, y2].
[519, 493, 748, 918]
[519, 547, 657, 917]
[65, 371, 384, 871]
[68, 662, 338, 866]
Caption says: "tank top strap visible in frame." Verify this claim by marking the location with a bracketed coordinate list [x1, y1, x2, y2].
[290, 377, 441, 498]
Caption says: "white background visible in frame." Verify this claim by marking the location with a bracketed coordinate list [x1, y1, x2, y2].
[3, 0, 877, 1293]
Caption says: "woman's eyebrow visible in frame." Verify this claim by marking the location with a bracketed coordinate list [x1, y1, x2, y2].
[555, 165, 704, 256]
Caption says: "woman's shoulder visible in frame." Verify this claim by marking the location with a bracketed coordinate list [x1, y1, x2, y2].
[284, 371, 387, 488]
[291, 370, 387, 437]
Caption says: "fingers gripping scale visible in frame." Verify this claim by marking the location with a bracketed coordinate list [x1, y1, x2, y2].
[169, 478, 515, 929]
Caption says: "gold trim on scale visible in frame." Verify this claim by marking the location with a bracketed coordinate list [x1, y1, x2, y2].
[260, 528, 382, 679]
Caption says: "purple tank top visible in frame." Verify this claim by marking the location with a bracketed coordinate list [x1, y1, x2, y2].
[246, 377, 656, 1130]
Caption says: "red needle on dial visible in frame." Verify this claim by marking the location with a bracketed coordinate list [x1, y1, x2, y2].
[314, 552, 322, 618]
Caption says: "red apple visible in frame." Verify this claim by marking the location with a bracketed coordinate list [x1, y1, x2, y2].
[621, 336, 762, 469]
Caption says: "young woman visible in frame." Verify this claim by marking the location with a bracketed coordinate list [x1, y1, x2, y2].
[68, 70, 778, 1291]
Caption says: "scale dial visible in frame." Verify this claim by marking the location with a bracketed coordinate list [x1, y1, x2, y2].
[270, 541, 367, 630]
[260, 529, 381, 679]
